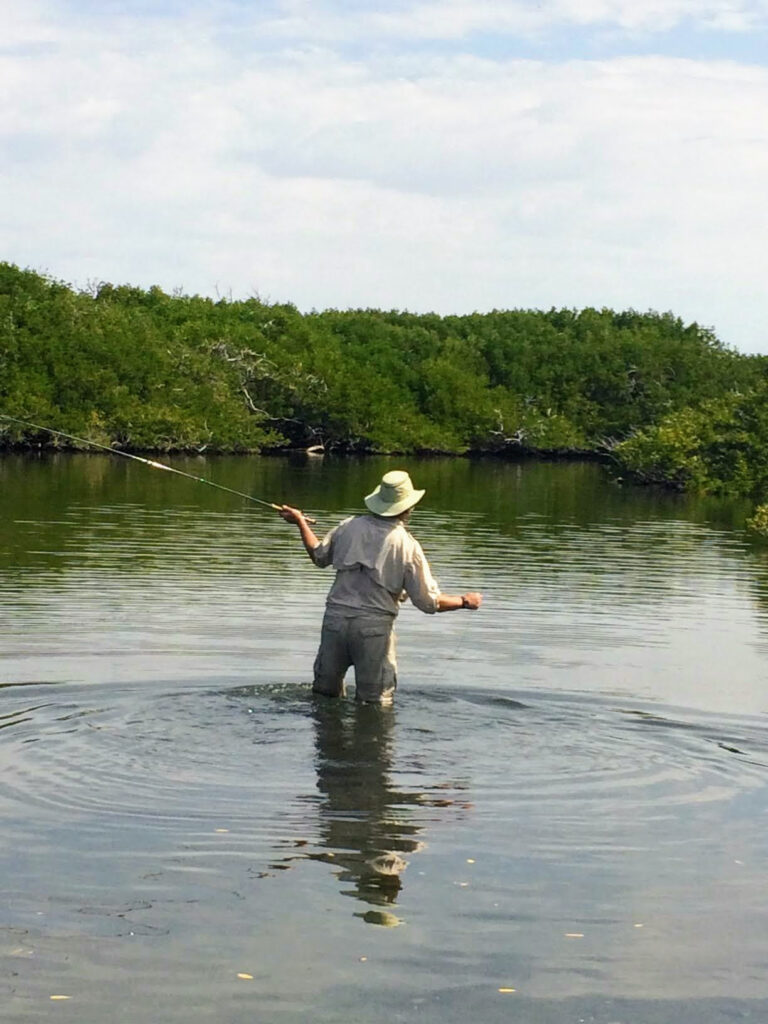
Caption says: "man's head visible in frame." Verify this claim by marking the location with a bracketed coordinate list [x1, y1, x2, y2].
[364, 470, 425, 518]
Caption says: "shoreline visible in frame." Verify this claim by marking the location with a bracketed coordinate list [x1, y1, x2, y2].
[0, 440, 616, 463]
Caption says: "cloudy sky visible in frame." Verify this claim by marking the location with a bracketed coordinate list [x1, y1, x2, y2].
[2, 0, 767, 351]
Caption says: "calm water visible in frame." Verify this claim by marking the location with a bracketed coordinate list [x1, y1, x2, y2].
[2, 454, 768, 1022]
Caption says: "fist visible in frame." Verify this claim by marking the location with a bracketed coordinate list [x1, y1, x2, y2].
[279, 504, 304, 524]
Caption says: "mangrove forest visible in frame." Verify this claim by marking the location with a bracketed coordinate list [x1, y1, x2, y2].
[2, 262, 768, 506]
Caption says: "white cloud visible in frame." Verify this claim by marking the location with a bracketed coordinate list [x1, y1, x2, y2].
[250, 0, 768, 42]
[1, 1, 768, 350]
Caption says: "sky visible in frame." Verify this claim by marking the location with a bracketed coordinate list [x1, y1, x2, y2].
[2, 0, 767, 352]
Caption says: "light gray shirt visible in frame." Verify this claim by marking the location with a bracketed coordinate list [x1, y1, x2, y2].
[312, 514, 441, 617]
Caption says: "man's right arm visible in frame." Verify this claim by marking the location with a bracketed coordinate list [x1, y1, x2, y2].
[436, 592, 482, 612]
[404, 541, 482, 613]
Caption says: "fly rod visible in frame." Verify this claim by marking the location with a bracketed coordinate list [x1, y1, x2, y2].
[0, 414, 316, 522]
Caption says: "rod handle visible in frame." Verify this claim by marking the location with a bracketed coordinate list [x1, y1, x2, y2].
[272, 503, 317, 525]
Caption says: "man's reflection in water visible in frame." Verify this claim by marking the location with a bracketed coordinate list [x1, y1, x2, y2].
[310, 699, 426, 917]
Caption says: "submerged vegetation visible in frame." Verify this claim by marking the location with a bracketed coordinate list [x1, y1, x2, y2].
[1, 262, 767, 505]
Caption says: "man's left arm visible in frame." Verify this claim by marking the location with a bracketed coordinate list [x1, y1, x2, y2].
[279, 505, 323, 562]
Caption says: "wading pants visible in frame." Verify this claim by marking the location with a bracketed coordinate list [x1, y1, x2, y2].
[313, 609, 397, 704]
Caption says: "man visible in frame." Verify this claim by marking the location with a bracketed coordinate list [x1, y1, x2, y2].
[279, 469, 482, 704]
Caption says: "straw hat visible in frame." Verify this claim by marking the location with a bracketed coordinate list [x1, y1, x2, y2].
[364, 470, 425, 517]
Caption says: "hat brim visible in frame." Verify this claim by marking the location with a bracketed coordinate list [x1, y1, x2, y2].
[364, 488, 425, 517]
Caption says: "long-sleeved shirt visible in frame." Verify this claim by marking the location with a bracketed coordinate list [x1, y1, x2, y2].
[311, 514, 441, 617]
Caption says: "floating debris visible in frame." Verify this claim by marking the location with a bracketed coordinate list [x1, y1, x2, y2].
[50, 995, 71, 1001]
[215, 829, 230, 834]
[237, 973, 253, 981]
[498, 987, 516, 993]
[565, 933, 584, 939]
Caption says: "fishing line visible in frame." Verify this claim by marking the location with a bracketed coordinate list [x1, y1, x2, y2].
[446, 602, 476, 661]
[0, 413, 316, 522]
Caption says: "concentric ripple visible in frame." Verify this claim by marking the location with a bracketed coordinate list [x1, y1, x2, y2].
[2, 681, 766, 866]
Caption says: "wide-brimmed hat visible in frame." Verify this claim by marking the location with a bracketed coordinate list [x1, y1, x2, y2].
[365, 470, 425, 517]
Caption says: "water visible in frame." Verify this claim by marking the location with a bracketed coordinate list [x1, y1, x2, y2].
[2, 453, 768, 1022]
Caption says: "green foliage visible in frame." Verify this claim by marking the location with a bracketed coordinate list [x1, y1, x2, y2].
[1, 263, 764, 466]
[0, 266, 280, 452]
[746, 504, 768, 538]
[614, 383, 768, 498]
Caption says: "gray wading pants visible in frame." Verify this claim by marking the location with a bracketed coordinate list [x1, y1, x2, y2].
[313, 609, 397, 703]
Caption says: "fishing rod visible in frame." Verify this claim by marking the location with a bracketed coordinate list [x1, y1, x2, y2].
[0, 414, 316, 523]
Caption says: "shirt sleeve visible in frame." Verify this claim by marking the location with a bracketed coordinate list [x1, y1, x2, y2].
[311, 524, 338, 568]
[402, 540, 441, 614]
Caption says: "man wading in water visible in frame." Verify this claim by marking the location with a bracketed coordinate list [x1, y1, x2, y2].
[279, 470, 482, 704]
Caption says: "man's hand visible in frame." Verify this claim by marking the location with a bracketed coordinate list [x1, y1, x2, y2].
[279, 505, 320, 560]
[437, 591, 483, 612]
[279, 504, 304, 524]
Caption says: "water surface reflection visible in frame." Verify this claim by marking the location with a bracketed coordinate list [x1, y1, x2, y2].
[310, 702, 424, 918]
[3, 454, 768, 1022]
